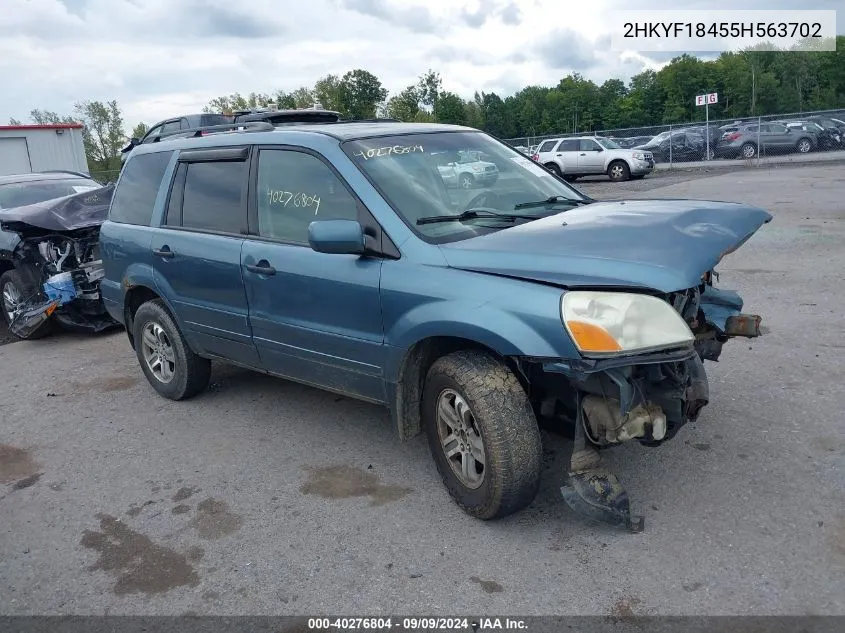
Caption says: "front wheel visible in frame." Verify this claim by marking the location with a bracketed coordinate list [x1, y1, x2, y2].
[796, 137, 812, 154]
[607, 160, 630, 182]
[133, 299, 211, 400]
[422, 350, 542, 520]
[458, 173, 475, 189]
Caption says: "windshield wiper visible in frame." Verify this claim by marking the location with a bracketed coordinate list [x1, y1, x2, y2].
[513, 196, 592, 210]
[416, 208, 538, 225]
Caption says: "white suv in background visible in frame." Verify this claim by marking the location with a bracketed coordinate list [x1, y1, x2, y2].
[531, 136, 654, 182]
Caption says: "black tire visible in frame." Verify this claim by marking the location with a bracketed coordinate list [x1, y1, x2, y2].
[796, 137, 812, 154]
[544, 162, 563, 178]
[0, 269, 54, 340]
[740, 142, 757, 159]
[563, 175, 578, 182]
[422, 350, 542, 520]
[132, 299, 210, 400]
[607, 160, 630, 182]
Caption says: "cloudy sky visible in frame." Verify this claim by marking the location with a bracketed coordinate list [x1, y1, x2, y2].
[1, 0, 841, 130]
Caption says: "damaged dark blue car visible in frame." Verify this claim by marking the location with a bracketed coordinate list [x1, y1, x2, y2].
[98, 122, 771, 531]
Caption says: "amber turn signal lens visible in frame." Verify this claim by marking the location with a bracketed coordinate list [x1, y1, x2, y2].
[566, 320, 622, 353]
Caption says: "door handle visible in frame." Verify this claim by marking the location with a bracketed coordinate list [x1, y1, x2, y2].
[245, 261, 276, 275]
[555, 153, 562, 156]
[579, 153, 586, 156]
[152, 247, 175, 259]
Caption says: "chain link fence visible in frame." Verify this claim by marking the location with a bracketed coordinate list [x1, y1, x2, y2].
[506, 108, 845, 168]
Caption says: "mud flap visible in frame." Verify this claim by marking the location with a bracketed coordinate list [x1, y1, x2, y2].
[560, 395, 645, 533]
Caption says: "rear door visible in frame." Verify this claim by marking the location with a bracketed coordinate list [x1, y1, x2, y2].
[555, 139, 579, 173]
[576, 138, 605, 173]
[151, 146, 260, 366]
[240, 146, 386, 402]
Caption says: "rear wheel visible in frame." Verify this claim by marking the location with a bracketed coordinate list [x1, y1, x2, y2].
[132, 299, 211, 400]
[422, 350, 542, 520]
[741, 142, 757, 159]
[607, 160, 630, 182]
[0, 269, 54, 340]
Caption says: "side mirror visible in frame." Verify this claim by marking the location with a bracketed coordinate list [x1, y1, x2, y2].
[308, 219, 366, 255]
[130, 137, 140, 145]
[594, 147, 603, 152]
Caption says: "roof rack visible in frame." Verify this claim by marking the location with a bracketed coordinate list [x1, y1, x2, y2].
[153, 121, 274, 142]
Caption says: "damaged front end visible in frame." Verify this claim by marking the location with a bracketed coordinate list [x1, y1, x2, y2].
[525, 272, 764, 532]
[0, 185, 118, 339]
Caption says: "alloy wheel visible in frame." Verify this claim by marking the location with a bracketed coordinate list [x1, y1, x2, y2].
[436, 389, 486, 489]
[141, 321, 176, 383]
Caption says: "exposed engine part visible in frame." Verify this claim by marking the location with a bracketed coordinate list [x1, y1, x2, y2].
[582, 395, 667, 445]
[561, 394, 644, 533]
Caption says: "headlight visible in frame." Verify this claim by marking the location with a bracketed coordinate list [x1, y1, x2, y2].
[561, 291, 694, 357]
[632, 152, 646, 160]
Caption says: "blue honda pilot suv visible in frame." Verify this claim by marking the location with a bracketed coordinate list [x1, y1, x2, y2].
[99, 120, 771, 531]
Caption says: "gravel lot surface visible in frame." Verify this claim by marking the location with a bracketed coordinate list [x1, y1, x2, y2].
[1, 164, 843, 616]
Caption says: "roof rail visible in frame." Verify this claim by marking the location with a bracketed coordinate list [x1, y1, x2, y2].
[41, 169, 92, 178]
[153, 121, 274, 142]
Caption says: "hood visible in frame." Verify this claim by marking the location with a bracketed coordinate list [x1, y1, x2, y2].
[0, 184, 114, 235]
[439, 199, 772, 293]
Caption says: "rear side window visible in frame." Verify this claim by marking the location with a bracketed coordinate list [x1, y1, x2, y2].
[110, 151, 172, 225]
[180, 161, 246, 234]
[538, 140, 557, 153]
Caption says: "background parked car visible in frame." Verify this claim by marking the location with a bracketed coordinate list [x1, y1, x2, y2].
[779, 119, 841, 150]
[433, 149, 500, 188]
[634, 127, 717, 162]
[120, 113, 235, 165]
[534, 136, 653, 182]
[611, 135, 654, 149]
[807, 115, 845, 138]
[715, 122, 815, 158]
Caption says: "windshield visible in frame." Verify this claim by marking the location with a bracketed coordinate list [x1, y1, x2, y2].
[0, 178, 100, 210]
[343, 131, 588, 243]
[596, 137, 622, 150]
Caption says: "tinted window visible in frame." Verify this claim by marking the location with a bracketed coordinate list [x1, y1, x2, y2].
[142, 124, 164, 143]
[538, 140, 557, 152]
[161, 121, 181, 135]
[256, 149, 358, 244]
[181, 161, 246, 234]
[200, 114, 233, 127]
[163, 163, 186, 226]
[558, 139, 578, 151]
[110, 151, 172, 225]
[579, 139, 601, 151]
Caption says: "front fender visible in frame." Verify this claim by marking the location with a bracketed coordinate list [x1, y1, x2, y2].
[383, 300, 579, 382]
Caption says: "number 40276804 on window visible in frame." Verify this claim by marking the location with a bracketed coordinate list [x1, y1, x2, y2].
[98, 119, 771, 532]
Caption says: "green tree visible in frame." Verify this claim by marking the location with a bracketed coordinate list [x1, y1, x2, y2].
[436, 91, 467, 125]
[338, 69, 388, 119]
[9, 117, 21, 125]
[313, 74, 345, 112]
[30, 109, 77, 125]
[384, 86, 421, 121]
[73, 100, 125, 174]
[417, 69, 442, 118]
[131, 122, 149, 140]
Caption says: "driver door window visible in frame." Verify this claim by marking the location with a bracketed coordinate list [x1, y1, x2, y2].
[256, 149, 358, 244]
